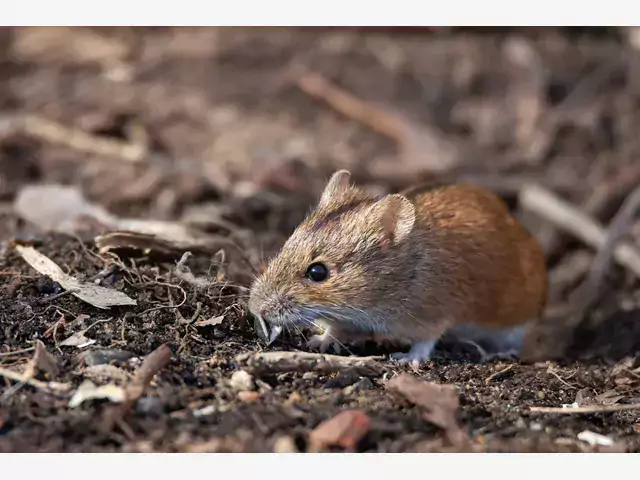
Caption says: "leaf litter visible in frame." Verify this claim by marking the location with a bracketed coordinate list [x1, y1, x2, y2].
[15, 244, 136, 309]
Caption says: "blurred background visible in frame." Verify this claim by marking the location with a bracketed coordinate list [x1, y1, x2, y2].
[1, 26, 640, 453]
[3, 28, 640, 285]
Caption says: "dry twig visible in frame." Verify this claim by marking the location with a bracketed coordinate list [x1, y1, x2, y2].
[530, 403, 640, 414]
[0, 366, 71, 396]
[519, 184, 640, 278]
[6, 114, 147, 163]
[121, 343, 173, 411]
[485, 364, 515, 385]
[294, 71, 459, 176]
[235, 351, 385, 377]
[583, 185, 640, 299]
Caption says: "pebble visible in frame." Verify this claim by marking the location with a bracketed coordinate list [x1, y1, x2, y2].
[273, 435, 298, 453]
[230, 370, 255, 391]
[237, 391, 260, 402]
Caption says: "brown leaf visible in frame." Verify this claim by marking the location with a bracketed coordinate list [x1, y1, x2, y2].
[33, 340, 59, 378]
[594, 389, 626, 406]
[308, 410, 371, 452]
[386, 373, 467, 446]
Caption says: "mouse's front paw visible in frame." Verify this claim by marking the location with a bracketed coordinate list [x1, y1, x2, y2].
[307, 332, 342, 354]
[390, 340, 437, 368]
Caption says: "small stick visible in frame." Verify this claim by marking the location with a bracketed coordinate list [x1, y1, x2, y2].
[296, 72, 406, 143]
[235, 351, 385, 377]
[0, 346, 35, 358]
[100, 344, 173, 436]
[583, 185, 640, 298]
[21, 115, 146, 163]
[530, 403, 640, 414]
[38, 288, 80, 304]
[519, 184, 640, 278]
[485, 364, 514, 385]
[121, 343, 173, 410]
[0, 366, 71, 395]
[294, 71, 458, 174]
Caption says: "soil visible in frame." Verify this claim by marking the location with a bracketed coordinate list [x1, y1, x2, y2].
[0, 27, 640, 453]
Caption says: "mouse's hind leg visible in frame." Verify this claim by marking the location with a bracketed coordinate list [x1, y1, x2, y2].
[447, 323, 529, 362]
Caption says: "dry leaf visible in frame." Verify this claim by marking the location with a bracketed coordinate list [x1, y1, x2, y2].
[595, 389, 626, 406]
[194, 315, 224, 327]
[13, 184, 116, 234]
[68, 379, 126, 408]
[33, 340, 59, 378]
[387, 373, 467, 446]
[308, 410, 371, 452]
[59, 332, 95, 348]
[14, 184, 218, 254]
[15, 245, 137, 309]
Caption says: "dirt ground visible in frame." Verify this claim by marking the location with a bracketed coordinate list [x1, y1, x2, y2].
[1, 27, 640, 453]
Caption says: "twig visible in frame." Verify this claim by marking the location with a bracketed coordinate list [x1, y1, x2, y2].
[17, 114, 147, 163]
[519, 184, 640, 278]
[235, 351, 385, 377]
[0, 366, 71, 396]
[530, 403, 640, 414]
[296, 72, 406, 144]
[294, 71, 458, 174]
[38, 288, 80, 304]
[0, 346, 35, 358]
[546, 366, 578, 390]
[184, 301, 203, 325]
[583, 185, 640, 299]
[485, 364, 514, 385]
[121, 343, 173, 410]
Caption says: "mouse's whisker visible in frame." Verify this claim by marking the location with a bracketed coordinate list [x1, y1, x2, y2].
[292, 323, 308, 344]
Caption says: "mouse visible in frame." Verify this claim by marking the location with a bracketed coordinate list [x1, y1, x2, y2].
[248, 169, 548, 366]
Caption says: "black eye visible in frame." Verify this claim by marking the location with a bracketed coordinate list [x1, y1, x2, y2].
[306, 262, 329, 282]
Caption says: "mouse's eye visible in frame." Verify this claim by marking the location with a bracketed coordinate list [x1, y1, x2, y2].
[305, 262, 329, 282]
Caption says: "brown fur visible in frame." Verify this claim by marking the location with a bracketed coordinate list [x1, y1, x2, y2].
[248, 170, 548, 347]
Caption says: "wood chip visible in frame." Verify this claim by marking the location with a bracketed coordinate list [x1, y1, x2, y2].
[235, 351, 385, 377]
[15, 244, 137, 309]
[308, 410, 371, 452]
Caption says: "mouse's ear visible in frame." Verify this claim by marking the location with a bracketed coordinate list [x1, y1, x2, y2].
[318, 170, 352, 208]
[377, 194, 416, 247]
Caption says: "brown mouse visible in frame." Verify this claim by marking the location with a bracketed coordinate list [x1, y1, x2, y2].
[248, 170, 548, 365]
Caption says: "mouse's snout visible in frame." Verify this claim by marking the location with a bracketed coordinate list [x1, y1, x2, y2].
[248, 281, 294, 326]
